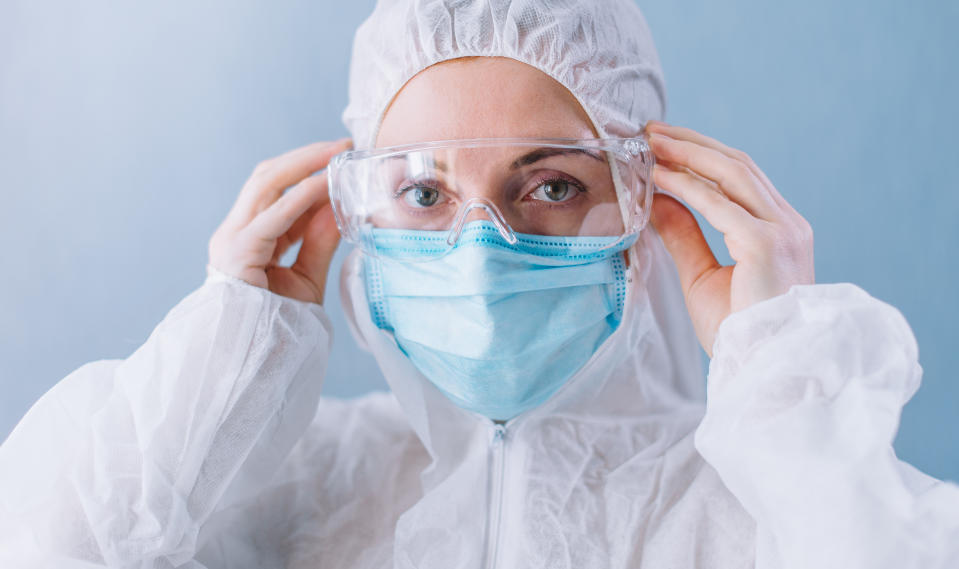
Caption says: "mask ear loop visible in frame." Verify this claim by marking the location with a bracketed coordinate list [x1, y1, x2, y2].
[446, 198, 519, 246]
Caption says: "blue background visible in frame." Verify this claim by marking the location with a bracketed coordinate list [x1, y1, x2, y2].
[1, 0, 956, 481]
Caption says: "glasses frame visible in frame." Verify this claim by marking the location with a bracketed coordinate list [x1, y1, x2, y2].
[327, 136, 654, 257]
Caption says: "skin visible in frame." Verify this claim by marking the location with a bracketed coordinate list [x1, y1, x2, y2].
[374, 57, 617, 236]
[208, 56, 815, 356]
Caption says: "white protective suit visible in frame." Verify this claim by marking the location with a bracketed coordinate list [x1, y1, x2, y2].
[2, 0, 959, 568]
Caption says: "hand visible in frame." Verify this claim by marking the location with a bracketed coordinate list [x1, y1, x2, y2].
[645, 121, 814, 356]
[208, 138, 352, 304]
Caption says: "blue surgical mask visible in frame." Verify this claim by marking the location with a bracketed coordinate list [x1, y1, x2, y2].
[363, 221, 635, 421]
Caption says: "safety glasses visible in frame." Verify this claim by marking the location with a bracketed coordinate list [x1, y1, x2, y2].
[327, 136, 653, 260]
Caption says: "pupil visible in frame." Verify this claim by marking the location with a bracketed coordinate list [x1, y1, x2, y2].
[415, 187, 438, 206]
[544, 181, 569, 201]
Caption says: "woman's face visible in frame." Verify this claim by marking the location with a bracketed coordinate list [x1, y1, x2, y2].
[373, 57, 620, 236]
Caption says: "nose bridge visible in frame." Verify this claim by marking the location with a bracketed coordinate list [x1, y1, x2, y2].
[446, 198, 518, 247]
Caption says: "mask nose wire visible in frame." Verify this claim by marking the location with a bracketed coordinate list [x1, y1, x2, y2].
[446, 197, 519, 246]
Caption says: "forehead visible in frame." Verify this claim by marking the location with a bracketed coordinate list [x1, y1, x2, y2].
[375, 57, 598, 148]
[380, 146, 608, 182]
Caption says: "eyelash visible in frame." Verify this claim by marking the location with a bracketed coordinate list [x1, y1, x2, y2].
[525, 174, 588, 204]
[394, 177, 444, 198]
[393, 173, 589, 204]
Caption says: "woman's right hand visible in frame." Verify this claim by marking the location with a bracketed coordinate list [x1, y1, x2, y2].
[208, 138, 352, 305]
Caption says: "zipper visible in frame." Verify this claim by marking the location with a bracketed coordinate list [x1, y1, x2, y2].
[484, 423, 508, 569]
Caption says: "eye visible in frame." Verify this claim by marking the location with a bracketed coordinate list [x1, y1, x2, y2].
[399, 185, 443, 208]
[530, 179, 581, 203]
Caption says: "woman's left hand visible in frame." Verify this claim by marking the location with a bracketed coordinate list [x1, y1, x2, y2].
[644, 121, 815, 357]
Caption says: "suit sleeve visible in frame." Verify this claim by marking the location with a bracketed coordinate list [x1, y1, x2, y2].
[695, 283, 959, 569]
[0, 266, 333, 568]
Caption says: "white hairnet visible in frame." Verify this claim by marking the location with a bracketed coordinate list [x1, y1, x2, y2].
[342, 0, 667, 148]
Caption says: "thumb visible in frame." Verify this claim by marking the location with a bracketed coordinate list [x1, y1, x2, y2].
[650, 193, 721, 299]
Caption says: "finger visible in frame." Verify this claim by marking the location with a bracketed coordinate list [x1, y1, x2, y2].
[646, 121, 760, 173]
[653, 162, 758, 236]
[648, 132, 780, 220]
[230, 138, 351, 226]
[246, 174, 330, 241]
[270, 202, 322, 265]
[654, 157, 722, 198]
[291, 205, 340, 294]
[646, 121, 789, 210]
[650, 193, 721, 299]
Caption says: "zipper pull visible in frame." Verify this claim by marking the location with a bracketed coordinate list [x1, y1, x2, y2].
[490, 423, 507, 446]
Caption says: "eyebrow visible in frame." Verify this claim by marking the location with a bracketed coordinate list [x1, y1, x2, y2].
[510, 147, 603, 169]
[386, 146, 602, 172]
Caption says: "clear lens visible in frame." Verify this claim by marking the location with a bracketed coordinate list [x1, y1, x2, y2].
[329, 137, 652, 259]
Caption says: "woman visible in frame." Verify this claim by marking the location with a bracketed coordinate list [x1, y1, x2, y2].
[1, 0, 956, 567]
